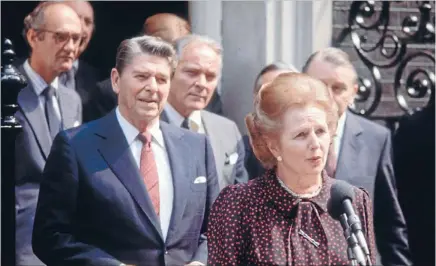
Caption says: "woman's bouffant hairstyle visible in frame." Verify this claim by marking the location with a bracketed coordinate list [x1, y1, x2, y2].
[245, 72, 338, 169]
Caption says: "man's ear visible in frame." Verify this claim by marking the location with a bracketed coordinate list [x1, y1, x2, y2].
[26, 29, 39, 50]
[111, 68, 120, 95]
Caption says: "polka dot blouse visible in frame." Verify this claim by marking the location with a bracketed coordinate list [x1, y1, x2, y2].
[207, 169, 376, 265]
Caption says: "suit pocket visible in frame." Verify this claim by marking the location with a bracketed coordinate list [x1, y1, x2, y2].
[190, 182, 207, 192]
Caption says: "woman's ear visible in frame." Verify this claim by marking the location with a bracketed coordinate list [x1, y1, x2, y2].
[265, 137, 280, 159]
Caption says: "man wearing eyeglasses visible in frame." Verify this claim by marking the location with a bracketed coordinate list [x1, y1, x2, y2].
[15, 2, 83, 265]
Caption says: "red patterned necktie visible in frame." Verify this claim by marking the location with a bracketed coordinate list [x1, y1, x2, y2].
[138, 132, 160, 216]
[325, 140, 337, 178]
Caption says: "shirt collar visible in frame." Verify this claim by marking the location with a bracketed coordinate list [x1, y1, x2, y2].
[164, 103, 202, 127]
[73, 60, 79, 73]
[23, 59, 59, 96]
[336, 111, 347, 138]
[261, 169, 332, 214]
[115, 107, 164, 147]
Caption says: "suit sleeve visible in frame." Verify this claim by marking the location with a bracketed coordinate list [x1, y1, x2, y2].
[191, 136, 220, 264]
[32, 132, 122, 266]
[232, 123, 249, 184]
[373, 133, 412, 266]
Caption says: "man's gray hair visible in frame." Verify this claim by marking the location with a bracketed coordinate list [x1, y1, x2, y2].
[302, 47, 358, 83]
[174, 34, 223, 64]
[115, 35, 177, 75]
[254, 61, 299, 94]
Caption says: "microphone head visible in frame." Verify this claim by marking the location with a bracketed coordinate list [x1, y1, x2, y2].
[327, 180, 356, 220]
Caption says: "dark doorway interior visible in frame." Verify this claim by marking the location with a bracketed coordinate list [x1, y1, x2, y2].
[2, 1, 189, 77]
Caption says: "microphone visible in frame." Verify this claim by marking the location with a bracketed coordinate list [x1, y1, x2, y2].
[339, 213, 365, 266]
[328, 180, 371, 265]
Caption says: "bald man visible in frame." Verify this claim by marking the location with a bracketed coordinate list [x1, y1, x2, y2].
[16, 3, 83, 265]
[144, 13, 191, 44]
[61, 1, 102, 122]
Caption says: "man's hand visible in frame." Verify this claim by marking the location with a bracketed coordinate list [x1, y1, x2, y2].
[185, 261, 205, 266]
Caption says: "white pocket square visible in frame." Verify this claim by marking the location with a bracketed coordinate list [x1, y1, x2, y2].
[225, 152, 239, 165]
[73, 121, 81, 127]
[193, 176, 207, 184]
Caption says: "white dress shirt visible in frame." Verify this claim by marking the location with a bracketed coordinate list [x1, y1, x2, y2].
[23, 60, 61, 120]
[334, 112, 347, 157]
[116, 108, 174, 241]
[164, 104, 205, 134]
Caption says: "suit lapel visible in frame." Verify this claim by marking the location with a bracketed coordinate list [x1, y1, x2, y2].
[97, 111, 164, 240]
[17, 85, 52, 159]
[160, 109, 170, 123]
[160, 122, 192, 243]
[336, 112, 363, 182]
[200, 111, 225, 186]
[57, 85, 78, 129]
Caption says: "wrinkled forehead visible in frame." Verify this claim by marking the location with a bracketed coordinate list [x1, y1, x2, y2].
[128, 54, 172, 77]
[283, 105, 328, 128]
[44, 4, 82, 33]
[180, 43, 221, 67]
[307, 59, 356, 85]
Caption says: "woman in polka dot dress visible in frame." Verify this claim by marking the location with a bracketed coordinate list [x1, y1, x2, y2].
[207, 73, 376, 265]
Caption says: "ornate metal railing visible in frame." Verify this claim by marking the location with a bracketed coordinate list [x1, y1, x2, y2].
[334, 1, 435, 132]
[1, 38, 27, 266]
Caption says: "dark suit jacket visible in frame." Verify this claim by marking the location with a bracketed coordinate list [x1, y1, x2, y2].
[87, 78, 224, 122]
[393, 104, 435, 266]
[161, 109, 248, 189]
[74, 59, 102, 122]
[15, 65, 82, 266]
[85, 78, 117, 122]
[336, 111, 411, 266]
[32, 110, 220, 266]
[242, 135, 265, 180]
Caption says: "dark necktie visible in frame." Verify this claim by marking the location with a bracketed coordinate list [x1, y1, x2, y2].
[138, 132, 160, 216]
[325, 140, 337, 178]
[60, 68, 75, 90]
[181, 118, 190, 130]
[43, 85, 61, 139]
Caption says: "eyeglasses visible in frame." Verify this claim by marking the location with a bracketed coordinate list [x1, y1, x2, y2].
[34, 28, 84, 46]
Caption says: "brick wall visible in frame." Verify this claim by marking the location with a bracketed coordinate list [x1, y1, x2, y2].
[332, 1, 435, 125]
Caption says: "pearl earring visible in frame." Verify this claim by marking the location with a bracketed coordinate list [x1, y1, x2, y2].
[277, 156, 282, 162]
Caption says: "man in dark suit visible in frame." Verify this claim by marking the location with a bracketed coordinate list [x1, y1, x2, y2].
[304, 47, 412, 266]
[33, 35, 219, 266]
[15, 3, 83, 265]
[62, 1, 102, 122]
[161, 34, 248, 190]
[393, 96, 435, 266]
[244, 62, 299, 179]
[87, 13, 222, 122]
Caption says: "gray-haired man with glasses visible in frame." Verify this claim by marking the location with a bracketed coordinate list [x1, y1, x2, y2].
[15, 2, 83, 265]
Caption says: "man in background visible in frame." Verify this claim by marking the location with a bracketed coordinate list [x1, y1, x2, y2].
[15, 2, 83, 265]
[62, 0, 102, 122]
[161, 34, 248, 189]
[303, 47, 412, 266]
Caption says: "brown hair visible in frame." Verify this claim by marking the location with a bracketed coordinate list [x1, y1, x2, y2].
[245, 72, 338, 169]
[115, 35, 177, 76]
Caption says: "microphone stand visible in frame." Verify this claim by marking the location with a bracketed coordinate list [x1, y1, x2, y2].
[339, 214, 367, 266]
[347, 245, 358, 266]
